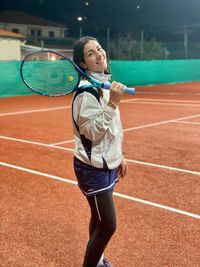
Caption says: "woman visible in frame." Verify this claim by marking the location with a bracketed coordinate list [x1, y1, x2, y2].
[72, 36, 128, 267]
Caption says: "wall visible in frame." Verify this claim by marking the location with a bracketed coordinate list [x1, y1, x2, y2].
[0, 39, 21, 60]
[0, 23, 67, 38]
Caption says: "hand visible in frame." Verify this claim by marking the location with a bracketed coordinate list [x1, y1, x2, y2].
[117, 157, 128, 180]
[109, 81, 125, 106]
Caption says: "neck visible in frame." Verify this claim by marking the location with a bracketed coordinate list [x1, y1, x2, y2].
[86, 70, 111, 83]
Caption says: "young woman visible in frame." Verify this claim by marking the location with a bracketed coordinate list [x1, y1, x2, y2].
[72, 36, 128, 267]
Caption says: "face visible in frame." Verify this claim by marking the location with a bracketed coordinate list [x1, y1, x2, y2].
[81, 40, 107, 73]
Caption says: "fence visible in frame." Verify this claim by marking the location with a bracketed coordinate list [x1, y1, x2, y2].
[1, 59, 200, 97]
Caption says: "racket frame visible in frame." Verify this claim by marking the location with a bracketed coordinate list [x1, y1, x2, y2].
[20, 49, 135, 96]
[20, 49, 109, 97]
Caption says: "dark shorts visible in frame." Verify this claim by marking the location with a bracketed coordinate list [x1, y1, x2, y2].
[73, 156, 119, 196]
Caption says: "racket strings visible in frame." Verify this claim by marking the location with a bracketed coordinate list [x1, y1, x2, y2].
[22, 52, 80, 96]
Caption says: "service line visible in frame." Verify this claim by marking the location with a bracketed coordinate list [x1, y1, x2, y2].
[0, 161, 199, 220]
[0, 135, 199, 176]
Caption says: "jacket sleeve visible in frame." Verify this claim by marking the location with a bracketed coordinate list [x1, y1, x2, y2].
[73, 91, 117, 142]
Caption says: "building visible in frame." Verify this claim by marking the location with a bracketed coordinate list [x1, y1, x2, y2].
[0, 29, 26, 60]
[0, 10, 74, 50]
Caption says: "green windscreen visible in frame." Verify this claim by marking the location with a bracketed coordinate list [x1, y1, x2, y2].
[1, 59, 200, 97]
[110, 59, 200, 86]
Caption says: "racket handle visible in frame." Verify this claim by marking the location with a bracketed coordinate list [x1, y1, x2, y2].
[83, 80, 135, 95]
[103, 81, 135, 95]
[124, 87, 135, 95]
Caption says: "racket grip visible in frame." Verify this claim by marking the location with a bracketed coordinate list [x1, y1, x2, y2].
[102, 81, 111, 89]
[124, 87, 135, 95]
[103, 81, 135, 95]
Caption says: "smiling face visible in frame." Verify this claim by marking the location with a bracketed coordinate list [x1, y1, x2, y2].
[81, 40, 107, 73]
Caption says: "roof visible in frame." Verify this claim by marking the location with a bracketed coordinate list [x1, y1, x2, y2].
[0, 10, 67, 28]
[0, 29, 26, 39]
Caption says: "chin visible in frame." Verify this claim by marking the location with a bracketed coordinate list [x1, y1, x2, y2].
[99, 64, 108, 72]
[94, 67, 107, 73]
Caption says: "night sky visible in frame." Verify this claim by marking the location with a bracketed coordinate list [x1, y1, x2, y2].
[1, 0, 200, 36]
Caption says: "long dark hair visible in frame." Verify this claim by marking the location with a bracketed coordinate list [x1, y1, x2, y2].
[73, 36, 110, 74]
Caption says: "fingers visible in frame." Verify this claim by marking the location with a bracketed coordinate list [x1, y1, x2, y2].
[109, 81, 126, 106]
[118, 166, 126, 179]
[111, 81, 125, 93]
[117, 158, 128, 179]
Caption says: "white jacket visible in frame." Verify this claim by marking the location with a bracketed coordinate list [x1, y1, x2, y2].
[72, 77, 123, 169]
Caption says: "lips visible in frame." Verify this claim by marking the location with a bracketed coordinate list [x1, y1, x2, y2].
[96, 58, 105, 64]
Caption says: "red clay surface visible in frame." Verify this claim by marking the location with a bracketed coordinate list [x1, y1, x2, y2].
[0, 82, 200, 266]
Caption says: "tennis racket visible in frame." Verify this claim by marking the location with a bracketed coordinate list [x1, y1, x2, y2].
[20, 50, 135, 97]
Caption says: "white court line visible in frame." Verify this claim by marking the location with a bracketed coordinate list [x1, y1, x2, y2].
[0, 106, 70, 117]
[0, 135, 200, 176]
[136, 91, 200, 96]
[123, 101, 200, 107]
[122, 98, 200, 104]
[0, 135, 74, 152]
[121, 98, 200, 107]
[0, 98, 200, 117]
[0, 161, 199, 220]
[123, 114, 200, 132]
[172, 121, 200, 125]
[0, 161, 76, 185]
[51, 139, 74, 146]
[121, 98, 139, 103]
[49, 114, 200, 145]
[126, 159, 200, 176]
[0, 98, 199, 117]
[142, 98, 200, 103]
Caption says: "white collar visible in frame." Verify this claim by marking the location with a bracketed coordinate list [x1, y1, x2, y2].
[86, 71, 111, 83]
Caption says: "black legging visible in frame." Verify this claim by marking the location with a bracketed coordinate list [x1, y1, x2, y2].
[83, 190, 117, 267]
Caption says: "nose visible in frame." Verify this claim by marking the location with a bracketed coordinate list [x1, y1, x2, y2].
[96, 50, 103, 59]
[96, 50, 101, 56]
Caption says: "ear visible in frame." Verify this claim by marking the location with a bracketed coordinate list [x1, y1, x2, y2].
[80, 62, 87, 70]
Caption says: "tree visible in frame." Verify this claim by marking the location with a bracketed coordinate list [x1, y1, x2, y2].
[109, 36, 167, 60]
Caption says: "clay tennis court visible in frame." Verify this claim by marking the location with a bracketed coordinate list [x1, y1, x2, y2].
[1, 82, 200, 266]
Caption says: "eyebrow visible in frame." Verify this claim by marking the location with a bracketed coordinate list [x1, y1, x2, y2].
[86, 45, 101, 55]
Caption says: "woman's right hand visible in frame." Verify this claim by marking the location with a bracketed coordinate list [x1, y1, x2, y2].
[109, 81, 125, 107]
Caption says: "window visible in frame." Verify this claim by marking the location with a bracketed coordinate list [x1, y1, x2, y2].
[12, 28, 19, 33]
[30, 29, 41, 36]
[30, 29, 35, 36]
[49, 31, 54, 37]
[64, 30, 68, 38]
[37, 30, 41, 37]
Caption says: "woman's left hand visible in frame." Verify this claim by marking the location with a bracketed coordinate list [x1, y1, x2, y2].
[117, 157, 128, 179]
